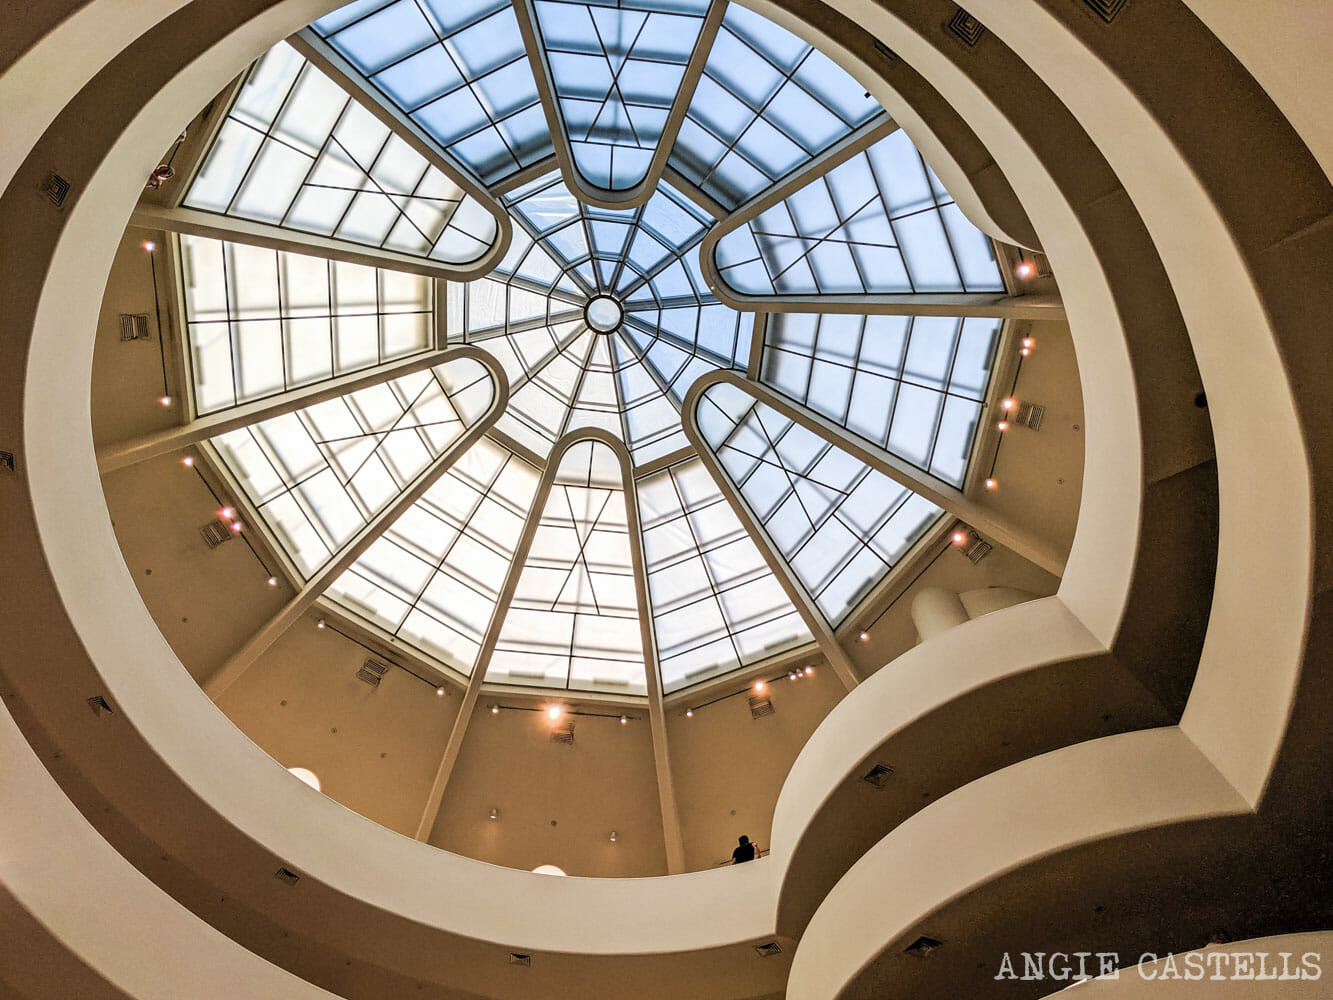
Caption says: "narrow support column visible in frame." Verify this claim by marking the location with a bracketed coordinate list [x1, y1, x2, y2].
[202, 350, 508, 699]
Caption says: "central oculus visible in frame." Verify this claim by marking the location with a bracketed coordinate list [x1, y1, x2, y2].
[584, 294, 623, 333]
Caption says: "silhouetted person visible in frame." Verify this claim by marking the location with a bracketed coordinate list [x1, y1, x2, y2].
[732, 835, 758, 864]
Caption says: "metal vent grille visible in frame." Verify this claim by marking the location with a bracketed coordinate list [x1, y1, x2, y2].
[906, 935, 943, 957]
[550, 720, 576, 745]
[873, 40, 897, 62]
[862, 762, 895, 788]
[199, 519, 233, 549]
[963, 537, 992, 563]
[1015, 401, 1045, 430]
[948, 7, 985, 45]
[357, 658, 389, 687]
[0, 451, 13, 473]
[748, 695, 775, 719]
[1084, 0, 1128, 23]
[753, 942, 784, 958]
[274, 867, 300, 885]
[87, 695, 112, 717]
[42, 172, 71, 208]
[119, 313, 151, 342]
[507, 953, 532, 967]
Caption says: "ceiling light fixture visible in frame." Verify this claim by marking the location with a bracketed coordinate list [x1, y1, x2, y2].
[157, 395, 172, 407]
[547, 705, 563, 720]
[490, 705, 500, 715]
[619, 715, 628, 725]
[180, 455, 193, 468]
[858, 630, 870, 642]
[488, 808, 498, 821]
[984, 478, 998, 490]
[315, 619, 326, 630]
[435, 687, 445, 697]
[804, 666, 814, 676]
[266, 576, 277, 587]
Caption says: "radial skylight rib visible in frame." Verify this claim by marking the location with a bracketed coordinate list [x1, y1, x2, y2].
[668, 4, 882, 210]
[185, 43, 500, 266]
[326, 437, 540, 675]
[487, 439, 646, 694]
[496, 323, 595, 454]
[179, 234, 433, 415]
[714, 129, 1004, 295]
[532, 0, 711, 191]
[311, 0, 552, 184]
[211, 355, 494, 576]
[695, 381, 943, 626]
[760, 313, 1000, 487]
[637, 458, 812, 693]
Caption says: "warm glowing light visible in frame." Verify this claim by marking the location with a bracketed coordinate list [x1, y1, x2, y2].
[858, 630, 870, 643]
[315, 618, 326, 630]
[266, 576, 278, 587]
[804, 665, 814, 676]
[619, 715, 628, 725]
[435, 687, 446, 697]
[952, 531, 968, 546]
[753, 680, 765, 693]
[287, 766, 320, 791]
[142, 240, 156, 253]
[230, 520, 243, 533]
[158, 395, 172, 407]
[218, 506, 235, 520]
[788, 671, 799, 682]
[547, 705, 563, 720]
[1021, 337, 1035, 348]
[1020, 347, 1032, 357]
[489, 808, 499, 821]
[685, 709, 694, 718]
[490, 705, 500, 715]
[996, 420, 1010, 432]
[984, 478, 998, 491]
[1016, 261, 1034, 278]
[180, 455, 194, 468]
[1001, 397, 1016, 410]
[609, 831, 618, 842]
[531, 865, 567, 876]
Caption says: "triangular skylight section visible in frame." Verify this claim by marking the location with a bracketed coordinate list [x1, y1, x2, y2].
[668, 4, 883, 210]
[695, 381, 943, 626]
[759, 313, 1001, 487]
[211, 355, 494, 577]
[179, 234, 433, 414]
[326, 437, 540, 676]
[532, 0, 711, 191]
[310, 0, 552, 184]
[487, 440, 646, 694]
[637, 457, 812, 693]
[185, 43, 500, 265]
[713, 130, 1005, 295]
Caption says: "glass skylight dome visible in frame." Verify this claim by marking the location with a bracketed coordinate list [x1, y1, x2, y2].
[172, 0, 1009, 700]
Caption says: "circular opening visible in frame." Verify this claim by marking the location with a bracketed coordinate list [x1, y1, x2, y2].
[584, 295, 623, 333]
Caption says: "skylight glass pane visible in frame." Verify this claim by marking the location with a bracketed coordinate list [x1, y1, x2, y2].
[695, 381, 943, 626]
[487, 440, 646, 694]
[637, 458, 812, 692]
[313, 2, 552, 184]
[179, 235, 433, 415]
[713, 130, 1003, 297]
[184, 42, 500, 265]
[534, 0, 709, 191]
[669, 5, 882, 210]
[211, 355, 494, 577]
[759, 313, 1000, 487]
[326, 437, 540, 675]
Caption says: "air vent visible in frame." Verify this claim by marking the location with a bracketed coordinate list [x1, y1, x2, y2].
[963, 537, 992, 563]
[274, 866, 300, 885]
[87, 695, 112, 717]
[0, 451, 13, 473]
[550, 720, 576, 745]
[507, 953, 532, 967]
[861, 762, 895, 788]
[119, 313, 151, 342]
[1084, 0, 1127, 23]
[1015, 401, 1045, 430]
[42, 171, 71, 208]
[873, 40, 897, 62]
[753, 941, 784, 958]
[906, 935, 943, 957]
[356, 658, 389, 687]
[948, 7, 985, 46]
[199, 519, 233, 549]
[748, 695, 775, 720]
